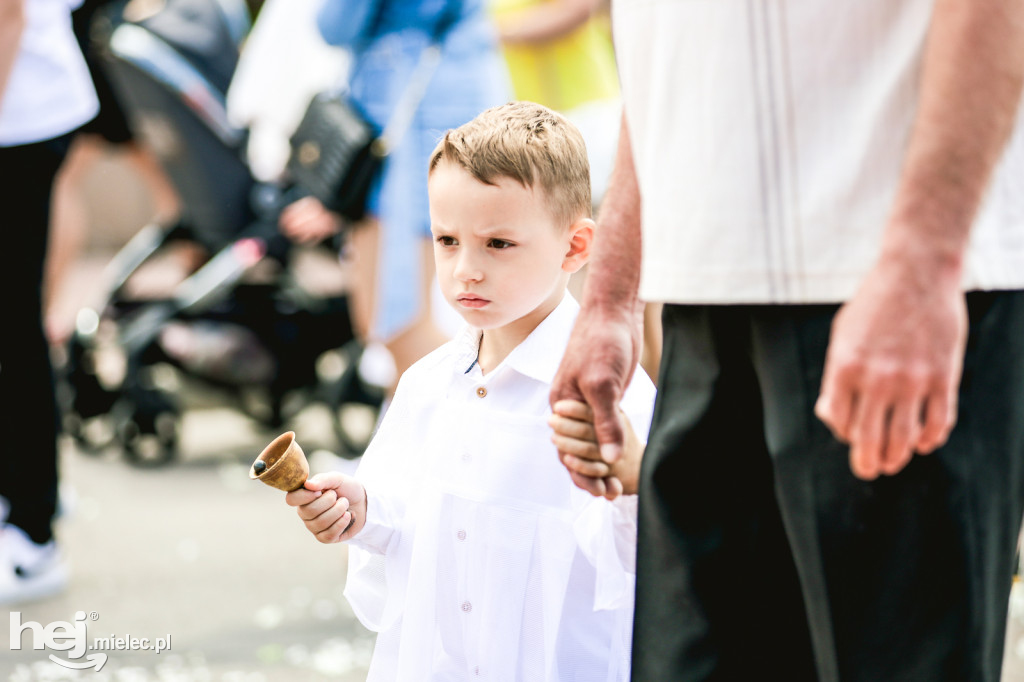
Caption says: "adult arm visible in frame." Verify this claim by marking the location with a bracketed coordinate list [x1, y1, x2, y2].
[551, 112, 644, 498]
[0, 0, 26, 113]
[498, 0, 604, 44]
[815, 0, 1024, 480]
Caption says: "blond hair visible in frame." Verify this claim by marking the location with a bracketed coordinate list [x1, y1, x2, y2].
[428, 101, 591, 227]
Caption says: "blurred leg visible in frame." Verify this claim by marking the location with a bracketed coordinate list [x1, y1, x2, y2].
[0, 138, 68, 544]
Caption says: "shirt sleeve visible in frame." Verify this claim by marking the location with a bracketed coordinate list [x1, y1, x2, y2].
[573, 494, 639, 612]
[342, 371, 417, 630]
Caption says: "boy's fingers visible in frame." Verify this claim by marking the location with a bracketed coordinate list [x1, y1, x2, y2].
[285, 488, 323, 507]
[303, 472, 345, 492]
[561, 453, 611, 478]
[568, 469, 607, 497]
[549, 417, 598, 447]
[552, 399, 594, 423]
[304, 496, 350, 535]
[602, 475, 623, 500]
[317, 510, 354, 544]
[552, 433, 600, 460]
[297, 490, 338, 521]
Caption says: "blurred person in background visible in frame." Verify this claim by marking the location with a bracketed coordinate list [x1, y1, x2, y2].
[0, 0, 99, 605]
[490, 0, 617, 202]
[277, 0, 509, 395]
[43, 0, 182, 346]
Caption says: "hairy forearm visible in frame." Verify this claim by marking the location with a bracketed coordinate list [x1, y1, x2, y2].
[582, 113, 643, 318]
[0, 0, 26, 113]
[882, 0, 1024, 274]
[498, 0, 600, 44]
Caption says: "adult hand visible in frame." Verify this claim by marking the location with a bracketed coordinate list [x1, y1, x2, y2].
[550, 303, 642, 499]
[549, 399, 645, 495]
[815, 247, 967, 480]
[279, 196, 343, 244]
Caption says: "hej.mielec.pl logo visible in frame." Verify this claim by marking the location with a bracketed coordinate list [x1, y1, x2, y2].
[9, 610, 171, 671]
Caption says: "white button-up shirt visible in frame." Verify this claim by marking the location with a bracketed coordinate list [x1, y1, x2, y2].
[613, 0, 1024, 304]
[345, 294, 656, 682]
[0, 0, 98, 146]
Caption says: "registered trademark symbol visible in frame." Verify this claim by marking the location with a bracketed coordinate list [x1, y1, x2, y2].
[89, 612, 99, 621]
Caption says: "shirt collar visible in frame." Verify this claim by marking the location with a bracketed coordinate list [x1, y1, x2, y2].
[453, 293, 578, 381]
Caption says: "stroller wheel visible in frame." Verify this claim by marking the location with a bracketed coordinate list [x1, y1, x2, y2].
[63, 412, 118, 454]
[322, 343, 384, 459]
[120, 411, 179, 467]
[114, 390, 180, 467]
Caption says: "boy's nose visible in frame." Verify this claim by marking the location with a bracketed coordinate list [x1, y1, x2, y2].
[453, 252, 483, 282]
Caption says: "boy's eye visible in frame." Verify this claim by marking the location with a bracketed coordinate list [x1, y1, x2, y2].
[488, 239, 513, 250]
[436, 236, 457, 246]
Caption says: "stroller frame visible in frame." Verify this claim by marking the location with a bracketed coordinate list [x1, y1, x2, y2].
[60, 0, 383, 465]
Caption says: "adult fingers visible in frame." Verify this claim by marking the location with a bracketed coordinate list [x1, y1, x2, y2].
[578, 380, 624, 464]
[848, 393, 887, 480]
[879, 397, 921, 477]
[815, 363, 856, 443]
[916, 384, 957, 454]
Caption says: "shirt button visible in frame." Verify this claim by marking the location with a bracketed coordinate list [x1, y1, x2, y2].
[457, 529, 467, 541]
[475, 386, 487, 398]
[461, 601, 472, 613]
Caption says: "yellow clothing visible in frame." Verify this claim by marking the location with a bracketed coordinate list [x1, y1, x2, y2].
[492, 0, 618, 112]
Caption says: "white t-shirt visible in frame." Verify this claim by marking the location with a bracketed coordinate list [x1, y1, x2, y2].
[613, 0, 1024, 305]
[345, 294, 656, 682]
[0, 0, 99, 146]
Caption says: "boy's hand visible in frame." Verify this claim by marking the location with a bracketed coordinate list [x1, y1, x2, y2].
[285, 472, 367, 543]
[548, 400, 644, 497]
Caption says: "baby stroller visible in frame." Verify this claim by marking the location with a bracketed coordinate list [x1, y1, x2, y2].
[59, 0, 384, 466]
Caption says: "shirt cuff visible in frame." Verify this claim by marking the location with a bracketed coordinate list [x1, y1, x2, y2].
[346, 484, 396, 555]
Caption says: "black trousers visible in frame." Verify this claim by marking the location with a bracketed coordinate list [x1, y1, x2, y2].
[633, 294, 1024, 682]
[0, 137, 70, 544]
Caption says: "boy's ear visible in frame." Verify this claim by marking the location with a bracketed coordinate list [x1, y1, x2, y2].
[562, 217, 595, 274]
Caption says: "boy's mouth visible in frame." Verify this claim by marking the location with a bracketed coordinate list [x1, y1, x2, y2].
[456, 294, 490, 309]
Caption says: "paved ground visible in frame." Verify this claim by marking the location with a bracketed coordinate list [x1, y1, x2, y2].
[3, 405, 375, 682]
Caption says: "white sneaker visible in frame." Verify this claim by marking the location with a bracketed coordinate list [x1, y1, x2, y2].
[0, 524, 68, 605]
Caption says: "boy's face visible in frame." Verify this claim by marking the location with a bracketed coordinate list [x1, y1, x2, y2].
[428, 161, 588, 340]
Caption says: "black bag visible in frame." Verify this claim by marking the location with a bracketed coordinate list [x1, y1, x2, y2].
[288, 92, 383, 222]
[287, 1, 461, 222]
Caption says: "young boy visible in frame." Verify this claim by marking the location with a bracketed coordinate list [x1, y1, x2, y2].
[286, 101, 655, 681]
